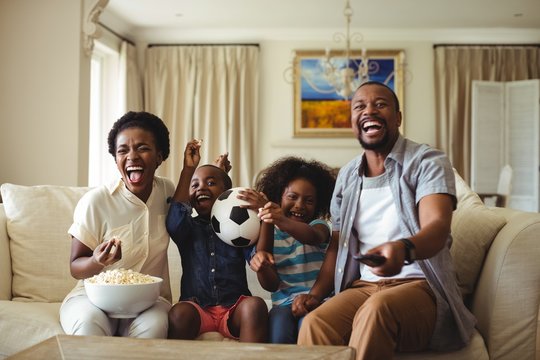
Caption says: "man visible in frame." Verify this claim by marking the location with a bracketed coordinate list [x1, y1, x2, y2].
[292, 82, 475, 359]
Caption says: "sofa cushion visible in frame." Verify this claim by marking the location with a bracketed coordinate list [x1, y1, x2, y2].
[0, 184, 90, 302]
[451, 172, 506, 299]
[0, 301, 64, 357]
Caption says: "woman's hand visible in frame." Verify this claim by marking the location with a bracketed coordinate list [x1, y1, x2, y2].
[92, 238, 122, 267]
[183, 139, 202, 169]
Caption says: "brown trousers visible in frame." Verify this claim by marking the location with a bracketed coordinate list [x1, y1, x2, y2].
[297, 279, 436, 360]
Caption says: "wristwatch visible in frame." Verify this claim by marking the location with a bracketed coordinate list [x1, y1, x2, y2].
[399, 238, 416, 265]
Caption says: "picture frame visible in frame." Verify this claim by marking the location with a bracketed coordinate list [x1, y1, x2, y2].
[293, 49, 405, 137]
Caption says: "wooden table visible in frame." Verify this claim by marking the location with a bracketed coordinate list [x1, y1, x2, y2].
[8, 334, 355, 360]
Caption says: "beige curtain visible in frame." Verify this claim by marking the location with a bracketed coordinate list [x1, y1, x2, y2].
[434, 46, 540, 182]
[119, 41, 143, 112]
[144, 45, 259, 187]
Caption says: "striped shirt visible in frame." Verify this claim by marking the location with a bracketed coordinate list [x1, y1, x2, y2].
[271, 219, 329, 307]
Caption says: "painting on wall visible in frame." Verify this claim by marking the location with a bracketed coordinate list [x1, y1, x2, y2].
[293, 49, 405, 137]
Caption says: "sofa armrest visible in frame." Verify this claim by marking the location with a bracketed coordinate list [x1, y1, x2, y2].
[0, 204, 12, 300]
[471, 208, 540, 360]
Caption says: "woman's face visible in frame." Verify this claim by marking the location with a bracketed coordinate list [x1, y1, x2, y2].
[114, 127, 162, 202]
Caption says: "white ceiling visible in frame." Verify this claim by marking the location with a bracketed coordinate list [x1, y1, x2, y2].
[101, 0, 540, 43]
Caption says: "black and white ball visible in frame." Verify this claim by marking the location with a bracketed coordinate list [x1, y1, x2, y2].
[210, 187, 260, 247]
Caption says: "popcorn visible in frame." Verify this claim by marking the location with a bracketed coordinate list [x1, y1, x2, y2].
[86, 269, 156, 285]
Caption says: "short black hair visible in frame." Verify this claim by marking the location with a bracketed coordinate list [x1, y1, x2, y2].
[199, 164, 233, 190]
[357, 81, 400, 112]
[107, 111, 170, 160]
[255, 156, 336, 220]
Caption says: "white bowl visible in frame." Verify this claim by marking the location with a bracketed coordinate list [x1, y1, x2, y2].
[84, 276, 162, 318]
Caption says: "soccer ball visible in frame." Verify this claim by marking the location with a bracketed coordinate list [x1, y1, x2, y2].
[210, 187, 261, 247]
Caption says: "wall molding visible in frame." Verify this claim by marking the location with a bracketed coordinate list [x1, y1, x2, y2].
[82, 0, 109, 56]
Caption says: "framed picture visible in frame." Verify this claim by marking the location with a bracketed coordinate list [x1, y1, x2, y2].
[293, 49, 405, 137]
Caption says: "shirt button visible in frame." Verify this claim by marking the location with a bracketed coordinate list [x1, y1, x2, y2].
[143, 231, 148, 236]
[344, 242, 348, 248]
[211, 268, 215, 273]
[338, 268, 342, 273]
[210, 252, 215, 256]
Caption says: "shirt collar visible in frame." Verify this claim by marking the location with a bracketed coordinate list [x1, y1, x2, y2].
[354, 134, 405, 176]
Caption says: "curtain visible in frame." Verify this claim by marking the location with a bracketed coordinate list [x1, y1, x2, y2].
[119, 41, 143, 112]
[144, 45, 259, 187]
[434, 45, 540, 182]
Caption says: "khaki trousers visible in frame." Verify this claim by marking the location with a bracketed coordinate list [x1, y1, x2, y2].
[297, 279, 436, 360]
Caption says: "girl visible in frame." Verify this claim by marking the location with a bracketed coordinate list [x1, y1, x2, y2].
[245, 156, 336, 344]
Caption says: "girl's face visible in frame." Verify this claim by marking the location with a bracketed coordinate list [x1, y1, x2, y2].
[280, 177, 317, 223]
[189, 165, 227, 218]
[115, 127, 162, 203]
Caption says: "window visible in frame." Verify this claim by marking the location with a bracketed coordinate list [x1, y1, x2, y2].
[89, 40, 123, 186]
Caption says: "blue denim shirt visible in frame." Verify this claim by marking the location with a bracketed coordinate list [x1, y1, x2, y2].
[166, 201, 252, 307]
[332, 135, 476, 351]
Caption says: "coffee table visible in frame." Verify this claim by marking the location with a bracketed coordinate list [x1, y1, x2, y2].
[8, 334, 355, 359]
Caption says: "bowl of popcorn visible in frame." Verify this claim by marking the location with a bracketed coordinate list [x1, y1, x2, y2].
[84, 268, 162, 318]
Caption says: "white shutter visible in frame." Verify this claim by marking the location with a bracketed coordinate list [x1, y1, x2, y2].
[506, 80, 540, 211]
[471, 81, 505, 193]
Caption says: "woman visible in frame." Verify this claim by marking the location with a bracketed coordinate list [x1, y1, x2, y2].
[60, 111, 175, 338]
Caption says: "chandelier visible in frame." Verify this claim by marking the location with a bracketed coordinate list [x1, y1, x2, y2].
[292, 0, 377, 99]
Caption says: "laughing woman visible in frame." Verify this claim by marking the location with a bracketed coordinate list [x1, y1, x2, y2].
[59, 111, 175, 338]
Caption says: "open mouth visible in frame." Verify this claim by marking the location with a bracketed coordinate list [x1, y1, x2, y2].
[361, 120, 383, 134]
[196, 194, 212, 203]
[289, 211, 305, 221]
[126, 166, 144, 183]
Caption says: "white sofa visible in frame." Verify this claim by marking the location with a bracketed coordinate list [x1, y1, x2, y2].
[1, 173, 539, 359]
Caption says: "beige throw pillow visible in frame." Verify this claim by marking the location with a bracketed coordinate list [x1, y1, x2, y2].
[451, 171, 506, 299]
[1, 183, 90, 302]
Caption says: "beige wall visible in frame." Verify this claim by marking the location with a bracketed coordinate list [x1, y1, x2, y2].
[0, 0, 89, 187]
[1, 1, 539, 187]
[257, 39, 435, 173]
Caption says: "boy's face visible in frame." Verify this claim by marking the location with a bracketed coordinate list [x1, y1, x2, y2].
[189, 165, 227, 217]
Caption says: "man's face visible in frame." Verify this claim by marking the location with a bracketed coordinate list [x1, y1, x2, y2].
[350, 84, 402, 152]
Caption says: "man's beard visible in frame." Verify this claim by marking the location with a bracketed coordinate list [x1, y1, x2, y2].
[359, 132, 390, 150]
[357, 117, 390, 150]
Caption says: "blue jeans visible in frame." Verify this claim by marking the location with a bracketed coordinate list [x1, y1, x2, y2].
[269, 306, 304, 344]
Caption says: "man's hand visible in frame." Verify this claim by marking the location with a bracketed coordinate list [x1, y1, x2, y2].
[363, 241, 406, 277]
[292, 294, 321, 317]
[249, 250, 275, 272]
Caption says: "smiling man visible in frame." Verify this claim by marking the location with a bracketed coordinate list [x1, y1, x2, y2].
[293, 82, 476, 359]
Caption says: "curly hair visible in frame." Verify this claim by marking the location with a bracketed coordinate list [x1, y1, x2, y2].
[255, 156, 336, 220]
[107, 111, 170, 160]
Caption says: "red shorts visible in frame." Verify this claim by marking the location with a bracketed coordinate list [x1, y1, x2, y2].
[185, 295, 248, 339]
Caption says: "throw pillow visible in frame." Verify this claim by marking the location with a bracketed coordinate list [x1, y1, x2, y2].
[1, 183, 90, 302]
[451, 171, 506, 299]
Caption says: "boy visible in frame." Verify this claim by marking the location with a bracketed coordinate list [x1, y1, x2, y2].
[166, 139, 268, 342]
